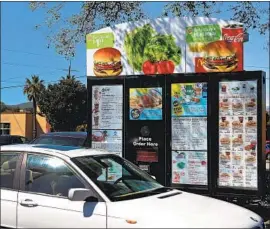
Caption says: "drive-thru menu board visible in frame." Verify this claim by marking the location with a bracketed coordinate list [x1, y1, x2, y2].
[171, 83, 208, 186]
[92, 85, 123, 157]
[218, 80, 258, 189]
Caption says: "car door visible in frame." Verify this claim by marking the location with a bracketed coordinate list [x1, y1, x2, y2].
[0, 152, 23, 228]
[17, 153, 107, 228]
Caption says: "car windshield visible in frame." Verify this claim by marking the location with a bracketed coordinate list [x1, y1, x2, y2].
[71, 154, 169, 201]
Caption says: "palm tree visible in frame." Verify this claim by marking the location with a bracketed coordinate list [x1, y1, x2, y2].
[23, 75, 45, 139]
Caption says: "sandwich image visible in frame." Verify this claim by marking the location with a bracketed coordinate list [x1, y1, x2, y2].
[233, 155, 242, 161]
[232, 137, 243, 145]
[220, 99, 229, 110]
[220, 173, 230, 179]
[232, 121, 243, 128]
[220, 153, 230, 161]
[246, 100, 256, 108]
[232, 100, 243, 109]
[201, 40, 238, 72]
[93, 47, 123, 77]
[245, 156, 256, 163]
[220, 137, 230, 145]
[246, 120, 257, 127]
[220, 120, 229, 128]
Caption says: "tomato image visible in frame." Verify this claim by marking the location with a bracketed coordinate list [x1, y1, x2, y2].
[142, 61, 157, 74]
[157, 60, 175, 74]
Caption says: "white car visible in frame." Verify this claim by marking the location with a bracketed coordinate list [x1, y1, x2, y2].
[0, 144, 265, 228]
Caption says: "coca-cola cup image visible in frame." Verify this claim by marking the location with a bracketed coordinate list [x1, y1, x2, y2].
[238, 117, 243, 123]
[222, 24, 244, 71]
[94, 116, 99, 127]
[94, 103, 100, 112]
[221, 85, 227, 93]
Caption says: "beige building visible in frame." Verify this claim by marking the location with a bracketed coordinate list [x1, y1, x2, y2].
[0, 108, 50, 140]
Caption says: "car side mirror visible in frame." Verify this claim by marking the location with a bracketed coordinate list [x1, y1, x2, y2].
[68, 188, 96, 202]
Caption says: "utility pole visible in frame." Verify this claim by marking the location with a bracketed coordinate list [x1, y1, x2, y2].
[68, 59, 71, 77]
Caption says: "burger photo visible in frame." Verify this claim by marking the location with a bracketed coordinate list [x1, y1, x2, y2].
[201, 40, 238, 72]
[93, 47, 123, 77]
[220, 173, 230, 179]
[220, 137, 230, 145]
[232, 137, 243, 145]
[232, 99, 243, 110]
[232, 120, 243, 128]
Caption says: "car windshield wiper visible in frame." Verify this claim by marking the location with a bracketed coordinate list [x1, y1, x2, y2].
[113, 187, 174, 200]
[144, 187, 174, 194]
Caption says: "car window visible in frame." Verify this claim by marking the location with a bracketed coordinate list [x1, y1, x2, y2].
[33, 136, 85, 147]
[12, 137, 23, 144]
[20, 137, 27, 143]
[0, 153, 20, 189]
[24, 154, 85, 197]
[32, 136, 53, 144]
[0, 136, 10, 146]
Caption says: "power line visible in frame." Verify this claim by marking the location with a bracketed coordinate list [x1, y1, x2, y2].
[0, 75, 86, 90]
[1, 70, 68, 83]
[2, 62, 81, 72]
[2, 48, 67, 59]
[245, 65, 269, 69]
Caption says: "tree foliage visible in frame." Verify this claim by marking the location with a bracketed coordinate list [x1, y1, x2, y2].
[37, 75, 87, 131]
[29, 1, 269, 58]
[0, 101, 7, 112]
[29, 2, 145, 57]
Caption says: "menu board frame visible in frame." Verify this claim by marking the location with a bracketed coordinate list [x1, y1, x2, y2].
[87, 71, 266, 198]
[87, 77, 125, 157]
[166, 74, 211, 191]
[212, 72, 266, 197]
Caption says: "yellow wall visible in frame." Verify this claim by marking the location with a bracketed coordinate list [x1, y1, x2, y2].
[0, 111, 49, 140]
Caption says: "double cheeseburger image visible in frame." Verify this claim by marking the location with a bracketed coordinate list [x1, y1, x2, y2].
[201, 40, 238, 72]
[93, 47, 123, 77]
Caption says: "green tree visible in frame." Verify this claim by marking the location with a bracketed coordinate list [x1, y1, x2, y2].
[29, 2, 269, 58]
[37, 75, 87, 131]
[23, 75, 45, 138]
[0, 101, 7, 112]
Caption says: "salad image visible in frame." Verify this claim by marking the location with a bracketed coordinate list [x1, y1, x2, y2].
[124, 24, 181, 75]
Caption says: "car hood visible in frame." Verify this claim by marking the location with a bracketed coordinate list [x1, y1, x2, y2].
[107, 190, 264, 228]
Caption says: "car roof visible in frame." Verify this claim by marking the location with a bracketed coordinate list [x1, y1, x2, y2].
[40, 132, 87, 138]
[0, 144, 110, 159]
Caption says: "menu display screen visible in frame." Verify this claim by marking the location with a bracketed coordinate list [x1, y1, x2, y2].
[172, 151, 207, 185]
[92, 85, 123, 129]
[129, 88, 162, 120]
[218, 80, 258, 189]
[171, 83, 208, 185]
[92, 85, 123, 157]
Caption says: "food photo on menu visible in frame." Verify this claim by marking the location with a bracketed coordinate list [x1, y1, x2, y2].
[219, 167, 231, 186]
[245, 116, 257, 133]
[219, 151, 231, 166]
[219, 116, 230, 130]
[232, 98, 244, 115]
[232, 134, 244, 147]
[219, 134, 231, 149]
[245, 97, 257, 114]
[232, 151, 244, 166]
[219, 97, 231, 115]
[231, 116, 244, 132]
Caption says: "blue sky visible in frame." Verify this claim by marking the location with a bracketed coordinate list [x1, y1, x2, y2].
[1, 2, 269, 106]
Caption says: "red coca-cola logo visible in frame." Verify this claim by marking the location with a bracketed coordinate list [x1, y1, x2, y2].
[223, 33, 244, 43]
